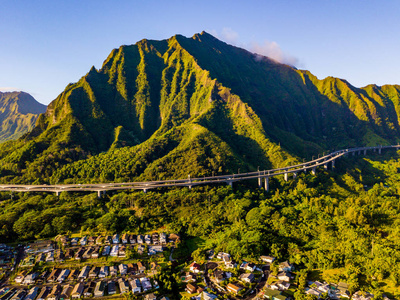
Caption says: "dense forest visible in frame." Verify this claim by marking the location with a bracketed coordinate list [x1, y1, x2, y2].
[1, 150, 400, 297]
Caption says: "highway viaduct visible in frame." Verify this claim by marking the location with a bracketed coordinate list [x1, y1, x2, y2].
[0, 145, 398, 198]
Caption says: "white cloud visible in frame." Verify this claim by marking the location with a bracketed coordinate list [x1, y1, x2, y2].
[210, 28, 299, 67]
[0, 87, 22, 92]
[249, 41, 299, 67]
[220, 27, 239, 44]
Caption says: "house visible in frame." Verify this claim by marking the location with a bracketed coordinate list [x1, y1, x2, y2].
[217, 252, 230, 260]
[112, 233, 119, 244]
[159, 232, 167, 244]
[213, 269, 226, 283]
[82, 247, 93, 259]
[119, 263, 128, 275]
[65, 248, 74, 259]
[137, 244, 145, 254]
[47, 268, 61, 283]
[68, 269, 79, 281]
[24, 287, 40, 300]
[121, 233, 129, 244]
[152, 233, 159, 245]
[74, 247, 84, 260]
[137, 235, 144, 244]
[128, 263, 138, 274]
[118, 278, 130, 294]
[189, 262, 201, 273]
[89, 266, 100, 278]
[36, 287, 50, 300]
[83, 282, 96, 298]
[80, 236, 87, 246]
[78, 265, 91, 280]
[107, 281, 116, 295]
[23, 273, 38, 285]
[14, 273, 25, 284]
[129, 235, 137, 244]
[110, 265, 118, 276]
[239, 272, 254, 283]
[182, 272, 196, 283]
[137, 261, 146, 273]
[71, 283, 84, 299]
[46, 251, 55, 262]
[226, 283, 243, 294]
[105, 236, 112, 244]
[352, 291, 374, 300]
[110, 245, 119, 257]
[260, 255, 275, 264]
[246, 263, 256, 272]
[47, 284, 62, 300]
[99, 266, 109, 278]
[129, 278, 142, 293]
[91, 246, 100, 258]
[118, 245, 126, 257]
[55, 249, 64, 261]
[36, 253, 45, 263]
[96, 235, 103, 245]
[140, 277, 152, 291]
[102, 245, 111, 256]
[10, 290, 27, 300]
[59, 284, 73, 300]
[186, 283, 197, 294]
[70, 237, 79, 246]
[277, 271, 291, 282]
[144, 293, 157, 300]
[57, 269, 70, 283]
[277, 281, 290, 290]
[145, 234, 151, 244]
[94, 281, 106, 297]
[279, 261, 294, 272]
[88, 236, 95, 245]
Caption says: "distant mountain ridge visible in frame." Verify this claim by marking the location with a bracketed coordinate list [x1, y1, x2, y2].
[0, 91, 46, 143]
[0, 32, 400, 184]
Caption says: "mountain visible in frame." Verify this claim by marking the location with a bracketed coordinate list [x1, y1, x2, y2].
[0, 91, 46, 143]
[0, 32, 400, 184]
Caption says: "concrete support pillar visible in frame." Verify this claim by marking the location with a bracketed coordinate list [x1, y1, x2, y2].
[258, 176, 262, 188]
[284, 173, 288, 181]
[188, 185, 192, 190]
[227, 181, 233, 188]
[55, 191, 60, 197]
[364, 149, 367, 155]
[312, 167, 317, 175]
[97, 190, 102, 198]
[352, 152, 355, 156]
[293, 172, 297, 179]
[358, 150, 361, 155]
[324, 163, 328, 170]
[264, 177, 269, 192]
[378, 148, 382, 154]
[332, 159, 335, 168]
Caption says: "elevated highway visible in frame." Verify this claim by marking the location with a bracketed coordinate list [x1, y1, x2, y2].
[0, 145, 399, 197]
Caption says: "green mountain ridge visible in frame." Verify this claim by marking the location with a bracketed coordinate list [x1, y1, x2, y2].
[0, 91, 46, 143]
[1, 32, 400, 184]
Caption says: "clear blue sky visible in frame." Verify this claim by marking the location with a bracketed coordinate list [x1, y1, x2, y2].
[1, 0, 400, 105]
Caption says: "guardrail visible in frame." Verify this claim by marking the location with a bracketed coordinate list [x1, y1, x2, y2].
[0, 145, 399, 196]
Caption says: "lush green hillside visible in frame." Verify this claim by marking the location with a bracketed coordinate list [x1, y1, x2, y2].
[1, 32, 400, 183]
[0, 91, 46, 143]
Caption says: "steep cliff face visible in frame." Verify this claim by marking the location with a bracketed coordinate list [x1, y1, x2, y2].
[1, 32, 400, 183]
[0, 91, 46, 143]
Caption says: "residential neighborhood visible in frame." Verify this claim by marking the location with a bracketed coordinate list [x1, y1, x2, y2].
[0, 238, 385, 300]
